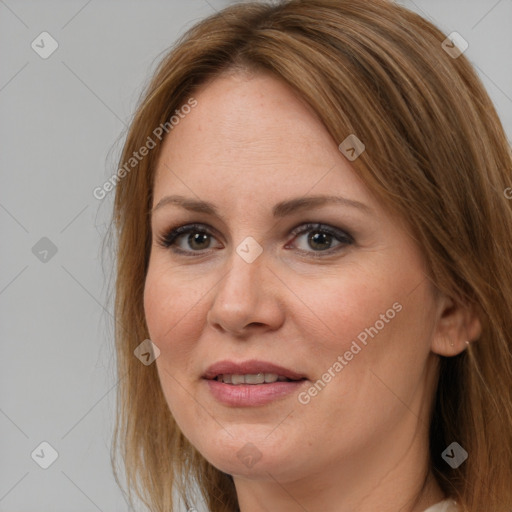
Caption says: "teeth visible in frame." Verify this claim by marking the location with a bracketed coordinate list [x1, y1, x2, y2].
[245, 373, 265, 384]
[231, 374, 246, 385]
[215, 373, 294, 385]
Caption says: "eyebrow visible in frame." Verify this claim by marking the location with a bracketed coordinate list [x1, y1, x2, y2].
[150, 194, 373, 219]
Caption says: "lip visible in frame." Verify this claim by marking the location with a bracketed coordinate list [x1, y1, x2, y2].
[202, 359, 306, 381]
[202, 359, 308, 407]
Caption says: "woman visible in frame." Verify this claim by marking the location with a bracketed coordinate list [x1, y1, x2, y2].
[109, 1, 512, 511]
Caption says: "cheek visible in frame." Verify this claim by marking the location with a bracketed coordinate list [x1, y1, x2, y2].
[143, 268, 204, 426]
[293, 274, 435, 446]
[298, 266, 397, 351]
[143, 268, 169, 344]
[296, 262, 433, 396]
[143, 265, 205, 367]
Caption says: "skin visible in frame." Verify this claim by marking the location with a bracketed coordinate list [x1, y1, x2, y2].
[143, 70, 482, 512]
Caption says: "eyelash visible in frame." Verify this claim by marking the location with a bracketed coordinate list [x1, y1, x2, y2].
[155, 222, 354, 258]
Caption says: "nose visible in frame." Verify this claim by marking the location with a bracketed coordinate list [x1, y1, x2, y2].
[206, 247, 285, 337]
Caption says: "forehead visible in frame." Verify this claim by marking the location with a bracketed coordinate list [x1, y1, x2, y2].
[152, 71, 373, 209]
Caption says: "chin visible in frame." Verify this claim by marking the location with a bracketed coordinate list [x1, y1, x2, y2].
[192, 429, 306, 481]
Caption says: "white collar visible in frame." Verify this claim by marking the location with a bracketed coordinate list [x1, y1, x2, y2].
[423, 499, 458, 512]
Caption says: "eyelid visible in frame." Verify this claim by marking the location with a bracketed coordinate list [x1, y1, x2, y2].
[289, 222, 353, 242]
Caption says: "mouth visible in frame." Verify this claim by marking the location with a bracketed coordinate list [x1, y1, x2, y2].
[202, 360, 308, 406]
[211, 373, 306, 385]
[202, 359, 307, 383]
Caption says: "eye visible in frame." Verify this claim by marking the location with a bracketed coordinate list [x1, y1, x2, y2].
[286, 222, 353, 256]
[156, 222, 354, 257]
[156, 223, 221, 255]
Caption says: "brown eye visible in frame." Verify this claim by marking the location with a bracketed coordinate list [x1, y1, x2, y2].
[287, 223, 353, 255]
[157, 223, 221, 254]
[186, 232, 212, 250]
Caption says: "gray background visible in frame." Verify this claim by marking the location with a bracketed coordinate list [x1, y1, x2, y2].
[1, 1, 511, 511]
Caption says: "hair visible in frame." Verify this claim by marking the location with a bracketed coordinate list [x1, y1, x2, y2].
[108, 1, 512, 511]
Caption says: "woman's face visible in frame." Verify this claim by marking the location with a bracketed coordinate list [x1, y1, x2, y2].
[144, 71, 444, 485]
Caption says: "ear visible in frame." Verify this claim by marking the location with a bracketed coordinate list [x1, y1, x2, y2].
[431, 294, 482, 357]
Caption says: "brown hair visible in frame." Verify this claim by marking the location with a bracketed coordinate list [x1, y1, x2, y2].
[108, 1, 512, 511]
